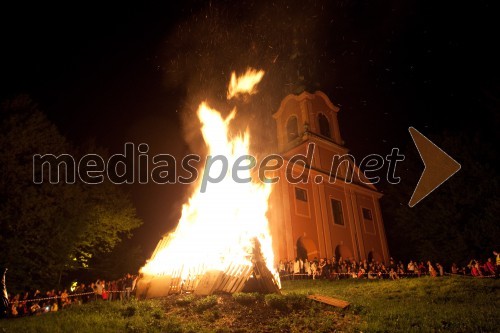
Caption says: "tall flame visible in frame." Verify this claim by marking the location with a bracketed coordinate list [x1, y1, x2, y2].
[141, 68, 279, 288]
[227, 68, 265, 99]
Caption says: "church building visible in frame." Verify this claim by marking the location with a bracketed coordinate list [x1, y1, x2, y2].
[268, 91, 390, 264]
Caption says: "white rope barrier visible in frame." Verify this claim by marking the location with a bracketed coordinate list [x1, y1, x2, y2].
[280, 271, 497, 279]
[444, 272, 496, 279]
[8, 290, 129, 305]
[280, 271, 429, 278]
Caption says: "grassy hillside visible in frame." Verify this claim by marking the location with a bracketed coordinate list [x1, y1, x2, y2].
[0, 276, 498, 332]
[283, 277, 499, 332]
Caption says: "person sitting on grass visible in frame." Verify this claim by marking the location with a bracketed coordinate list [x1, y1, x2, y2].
[10, 300, 18, 317]
[51, 301, 58, 312]
[389, 267, 399, 280]
[397, 263, 406, 276]
[30, 302, 41, 315]
[339, 263, 348, 279]
[357, 266, 366, 279]
[311, 260, 318, 280]
[368, 266, 377, 279]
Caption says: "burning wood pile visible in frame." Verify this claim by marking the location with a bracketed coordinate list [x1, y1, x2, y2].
[136, 69, 281, 298]
[136, 237, 280, 298]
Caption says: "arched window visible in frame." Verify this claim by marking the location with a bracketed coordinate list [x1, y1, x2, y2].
[286, 116, 299, 142]
[318, 113, 331, 138]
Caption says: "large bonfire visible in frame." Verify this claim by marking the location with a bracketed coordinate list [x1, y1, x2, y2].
[138, 69, 280, 296]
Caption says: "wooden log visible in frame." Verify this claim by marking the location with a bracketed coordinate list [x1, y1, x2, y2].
[145, 275, 173, 299]
[225, 265, 250, 293]
[169, 266, 183, 294]
[218, 263, 237, 291]
[231, 265, 253, 293]
[222, 275, 239, 293]
[252, 257, 281, 294]
[247, 238, 281, 294]
[194, 270, 224, 295]
[307, 294, 350, 309]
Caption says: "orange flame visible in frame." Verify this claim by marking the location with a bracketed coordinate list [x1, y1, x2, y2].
[227, 68, 265, 99]
[141, 69, 279, 289]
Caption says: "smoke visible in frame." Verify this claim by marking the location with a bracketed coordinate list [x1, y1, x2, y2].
[160, 0, 339, 157]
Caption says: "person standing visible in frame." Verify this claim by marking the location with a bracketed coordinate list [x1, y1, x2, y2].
[484, 258, 496, 276]
[116, 278, 124, 301]
[436, 263, 444, 276]
[109, 280, 117, 301]
[293, 259, 300, 280]
[427, 261, 437, 277]
[95, 280, 104, 300]
[278, 260, 285, 276]
[1, 268, 9, 318]
[493, 251, 500, 275]
[407, 260, 415, 276]
[304, 259, 311, 278]
[124, 274, 134, 300]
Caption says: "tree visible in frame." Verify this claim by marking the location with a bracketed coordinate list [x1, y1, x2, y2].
[381, 131, 499, 266]
[0, 96, 142, 292]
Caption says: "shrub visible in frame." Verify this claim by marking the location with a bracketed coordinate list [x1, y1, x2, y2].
[265, 294, 288, 311]
[194, 295, 218, 313]
[203, 309, 221, 322]
[175, 294, 196, 306]
[122, 305, 137, 318]
[125, 320, 145, 333]
[232, 292, 259, 305]
[158, 316, 184, 333]
[151, 308, 164, 320]
[285, 293, 308, 310]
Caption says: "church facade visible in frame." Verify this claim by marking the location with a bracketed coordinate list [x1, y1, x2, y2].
[268, 91, 390, 264]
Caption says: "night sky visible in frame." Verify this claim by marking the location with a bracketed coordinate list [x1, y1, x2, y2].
[1, 1, 497, 256]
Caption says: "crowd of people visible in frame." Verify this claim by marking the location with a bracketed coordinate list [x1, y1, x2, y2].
[1, 272, 138, 318]
[278, 251, 500, 280]
[1, 252, 498, 319]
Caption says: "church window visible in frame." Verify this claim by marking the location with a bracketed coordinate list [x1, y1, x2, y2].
[287, 116, 299, 142]
[295, 187, 307, 202]
[330, 199, 344, 226]
[318, 113, 331, 138]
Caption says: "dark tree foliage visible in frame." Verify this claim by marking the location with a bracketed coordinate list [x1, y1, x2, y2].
[0, 96, 142, 292]
[381, 131, 499, 266]
[69, 241, 146, 283]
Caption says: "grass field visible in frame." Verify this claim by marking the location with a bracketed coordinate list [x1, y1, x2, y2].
[0, 276, 498, 332]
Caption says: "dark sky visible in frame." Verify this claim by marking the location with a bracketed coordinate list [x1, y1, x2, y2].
[1, 1, 497, 256]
